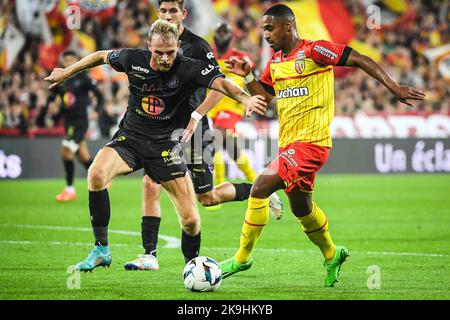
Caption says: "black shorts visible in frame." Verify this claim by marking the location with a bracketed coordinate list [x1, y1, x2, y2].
[185, 138, 215, 194]
[106, 130, 187, 183]
[65, 120, 88, 144]
[141, 127, 216, 193]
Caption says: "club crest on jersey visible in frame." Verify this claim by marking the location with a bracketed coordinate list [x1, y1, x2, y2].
[167, 77, 179, 89]
[141, 96, 165, 116]
[295, 59, 305, 74]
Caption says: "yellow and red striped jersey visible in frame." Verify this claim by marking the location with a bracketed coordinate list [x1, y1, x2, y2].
[208, 48, 254, 119]
[260, 39, 351, 148]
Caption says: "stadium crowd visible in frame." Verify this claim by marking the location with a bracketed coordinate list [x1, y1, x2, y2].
[0, 0, 448, 137]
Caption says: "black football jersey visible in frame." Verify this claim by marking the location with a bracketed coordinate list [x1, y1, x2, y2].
[49, 72, 101, 122]
[107, 48, 224, 140]
[178, 28, 219, 132]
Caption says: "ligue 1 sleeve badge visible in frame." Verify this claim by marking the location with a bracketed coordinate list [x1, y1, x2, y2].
[295, 59, 305, 74]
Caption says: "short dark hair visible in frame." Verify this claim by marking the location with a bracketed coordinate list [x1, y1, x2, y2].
[158, 0, 185, 9]
[62, 50, 79, 59]
[263, 4, 296, 23]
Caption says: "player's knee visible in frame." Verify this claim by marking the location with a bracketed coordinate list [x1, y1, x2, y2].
[295, 203, 312, 217]
[196, 191, 218, 207]
[88, 166, 107, 190]
[142, 175, 153, 186]
[249, 182, 271, 199]
[181, 215, 200, 234]
[290, 194, 313, 217]
[142, 175, 161, 199]
[61, 148, 73, 161]
[302, 199, 313, 216]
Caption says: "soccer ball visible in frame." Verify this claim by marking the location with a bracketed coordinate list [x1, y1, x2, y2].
[182, 256, 222, 292]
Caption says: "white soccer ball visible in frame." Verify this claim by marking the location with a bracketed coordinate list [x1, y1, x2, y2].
[182, 256, 222, 292]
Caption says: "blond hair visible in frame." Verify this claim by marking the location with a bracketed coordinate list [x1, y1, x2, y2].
[148, 19, 179, 43]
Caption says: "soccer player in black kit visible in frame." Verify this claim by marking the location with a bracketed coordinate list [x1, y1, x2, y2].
[45, 19, 267, 272]
[123, 0, 282, 272]
[46, 50, 104, 202]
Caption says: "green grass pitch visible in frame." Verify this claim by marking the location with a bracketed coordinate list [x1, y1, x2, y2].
[0, 175, 449, 300]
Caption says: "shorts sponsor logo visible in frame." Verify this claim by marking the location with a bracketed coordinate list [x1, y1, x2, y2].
[206, 52, 215, 60]
[171, 171, 185, 176]
[280, 149, 298, 167]
[277, 86, 309, 99]
[161, 147, 183, 165]
[141, 96, 165, 116]
[117, 136, 126, 142]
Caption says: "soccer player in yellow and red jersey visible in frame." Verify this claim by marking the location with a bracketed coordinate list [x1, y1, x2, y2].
[209, 23, 257, 189]
[219, 4, 426, 287]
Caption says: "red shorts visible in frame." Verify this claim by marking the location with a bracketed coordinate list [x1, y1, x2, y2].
[267, 141, 330, 193]
[213, 110, 242, 131]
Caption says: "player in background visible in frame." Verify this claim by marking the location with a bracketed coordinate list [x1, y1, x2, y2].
[45, 19, 267, 272]
[208, 23, 258, 193]
[218, 4, 426, 287]
[123, 0, 283, 271]
[44, 50, 104, 202]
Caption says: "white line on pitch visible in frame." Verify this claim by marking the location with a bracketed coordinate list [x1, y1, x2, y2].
[202, 247, 450, 258]
[0, 224, 180, 248]
[0, 239, 448, 258]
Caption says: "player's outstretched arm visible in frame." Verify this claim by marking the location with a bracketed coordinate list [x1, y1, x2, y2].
[209, 77, 267, 117]
[44, 50, 112, 89]
[181, 90, 224, 142]
[225, 58, 274, 103]
[345, 49, 426, 107]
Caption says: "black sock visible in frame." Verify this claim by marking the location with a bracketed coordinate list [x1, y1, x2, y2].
[142, 216, 161, 256]
[181, 230, 201, 263]
[63, 160, 74, 186]
[89, 189, 110, 246]
[82, 158, 93, 170]
[233, 183, 252, 201]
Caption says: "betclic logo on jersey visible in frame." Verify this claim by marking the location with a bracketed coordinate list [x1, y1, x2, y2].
[141, 96, 165, 116]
